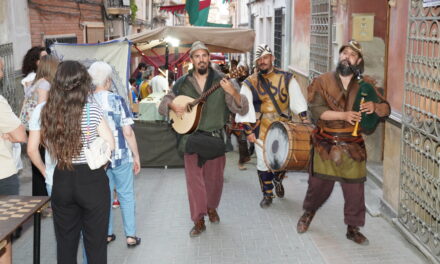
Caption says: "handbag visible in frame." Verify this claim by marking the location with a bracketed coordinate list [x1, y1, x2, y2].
[83, 103, 112, 170]
[19, 96, 38, 130]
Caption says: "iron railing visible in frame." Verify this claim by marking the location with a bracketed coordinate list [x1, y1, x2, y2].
[309, 0, 333, 81]
[399, 0, 440, 261]
[0, 43, 19, 113]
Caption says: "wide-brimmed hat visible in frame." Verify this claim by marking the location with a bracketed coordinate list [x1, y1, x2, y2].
[339, 40, 363, 58]
[255, 44, 272, 61]
[190, 41, 210, 56]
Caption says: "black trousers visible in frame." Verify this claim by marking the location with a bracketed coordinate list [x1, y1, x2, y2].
[32, 146, 48, 196]
[0, 174, 19, 195]
[230, 130, 251, 164]
[52, 164, 110, 264]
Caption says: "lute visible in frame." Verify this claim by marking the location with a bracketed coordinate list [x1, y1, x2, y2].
[169, 69, 247, 134]
[169, 78, 227, 134]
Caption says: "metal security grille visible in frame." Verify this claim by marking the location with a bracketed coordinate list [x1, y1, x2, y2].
[0, 43, 19, 113]
[274, 8, 283, 68]
[309, 0, 332, 81]
[399, 0, 440, 261]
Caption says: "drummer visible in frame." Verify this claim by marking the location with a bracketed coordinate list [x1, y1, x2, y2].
[235, 44, 309, 208]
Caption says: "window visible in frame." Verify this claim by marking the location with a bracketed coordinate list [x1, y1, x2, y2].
[44, 35, 77, 49]
[274, 8, 283, 68]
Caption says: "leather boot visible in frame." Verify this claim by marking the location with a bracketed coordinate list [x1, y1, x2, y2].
[274, 171, 286, 198]
[189, 218, 206, 237]
[346, 225, 369, 245]
[297, 211, 315, 233]
[259, 196, 273, 208]
[207, 208, 220, 223]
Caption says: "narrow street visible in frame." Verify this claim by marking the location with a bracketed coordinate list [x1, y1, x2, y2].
[11, 152, 428, 264]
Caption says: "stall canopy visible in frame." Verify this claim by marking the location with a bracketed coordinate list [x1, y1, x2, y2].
[125, 26, 255, 54]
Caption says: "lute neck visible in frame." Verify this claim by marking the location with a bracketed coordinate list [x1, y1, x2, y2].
[190, 75, 229, 106]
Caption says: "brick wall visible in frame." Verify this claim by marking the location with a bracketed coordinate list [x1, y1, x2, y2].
[28, 0, 104, 46]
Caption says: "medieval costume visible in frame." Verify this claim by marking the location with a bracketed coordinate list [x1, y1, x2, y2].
[297, 40, 390, 245]
[236, 45, 308, 207]
[159, 41, 248, 237]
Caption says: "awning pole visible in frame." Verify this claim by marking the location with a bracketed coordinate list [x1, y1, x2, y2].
[133, 44, 160, 69]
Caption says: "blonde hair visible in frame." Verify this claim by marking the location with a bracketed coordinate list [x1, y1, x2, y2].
[33, 55, 59, 85]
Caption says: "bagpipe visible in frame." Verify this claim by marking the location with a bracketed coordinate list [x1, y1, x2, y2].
[351, 71, 381, 135]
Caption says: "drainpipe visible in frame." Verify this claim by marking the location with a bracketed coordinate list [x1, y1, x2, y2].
[247, 0, 253, 68]
[149, 0, 153, 28]
[285, 0, 292, 70]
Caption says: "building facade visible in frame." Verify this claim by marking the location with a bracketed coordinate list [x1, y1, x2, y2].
[28, 0, 107, 46]
[247, 0, 292, 70]
[0, 0, 33, 112]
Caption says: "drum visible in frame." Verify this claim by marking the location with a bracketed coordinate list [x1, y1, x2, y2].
[263, 121, 313, 171]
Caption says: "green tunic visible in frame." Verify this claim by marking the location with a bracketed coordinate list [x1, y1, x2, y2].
[173, 69, 229, 153]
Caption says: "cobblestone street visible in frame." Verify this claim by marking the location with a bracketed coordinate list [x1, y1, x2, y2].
[12, 152, 429, 264]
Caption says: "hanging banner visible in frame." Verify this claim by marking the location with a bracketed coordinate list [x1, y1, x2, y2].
[50, 40, 131, 104]
[423, 0, 440, 7]
[159, 0, 211, 14]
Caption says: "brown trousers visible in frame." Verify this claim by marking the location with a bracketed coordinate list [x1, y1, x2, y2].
[184, 153, 225, 222]
[302, 175, 366, 227]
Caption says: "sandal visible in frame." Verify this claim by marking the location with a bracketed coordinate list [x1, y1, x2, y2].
[126, 236, 141, 248]
[107, 234, 116, 244]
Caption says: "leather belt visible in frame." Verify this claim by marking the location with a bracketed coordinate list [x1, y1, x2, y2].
[320, 126, 357, 134]
[314, 127, 363, 144]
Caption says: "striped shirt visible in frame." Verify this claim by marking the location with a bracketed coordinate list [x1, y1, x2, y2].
[72, 103, 104, 164]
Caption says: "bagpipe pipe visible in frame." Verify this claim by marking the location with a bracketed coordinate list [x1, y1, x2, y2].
[351, 70, 381, 136]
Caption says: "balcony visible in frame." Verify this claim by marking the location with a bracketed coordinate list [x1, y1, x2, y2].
[105, 0, 131, 16]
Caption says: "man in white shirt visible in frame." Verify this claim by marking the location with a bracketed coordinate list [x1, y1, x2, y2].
[235, 45, 309, 208]
[150, 66, 169, 94]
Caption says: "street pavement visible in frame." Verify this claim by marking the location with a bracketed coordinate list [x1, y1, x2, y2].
[11, 152, 429, 264]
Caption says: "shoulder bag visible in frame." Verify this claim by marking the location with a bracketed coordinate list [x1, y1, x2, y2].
[83, 103, 112, 170]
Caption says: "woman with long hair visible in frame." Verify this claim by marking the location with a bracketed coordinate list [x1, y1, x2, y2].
[20, 46, 48, 197]
[33, 55, 59, 104]
[26, 55, 60, 198]
[41, 60, 114, 263]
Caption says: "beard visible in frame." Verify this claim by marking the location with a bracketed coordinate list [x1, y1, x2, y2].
[258, 63, 271, 74]
[336, 60, 355, 76]
[197, 67, 208, 75]
[259, 68, 269, 74]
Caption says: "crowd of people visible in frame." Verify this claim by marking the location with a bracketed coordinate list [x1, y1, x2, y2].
[0, 38, 390, 263]
[1, 47, 142, 263]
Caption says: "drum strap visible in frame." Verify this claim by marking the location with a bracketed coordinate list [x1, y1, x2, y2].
[258, 74, 290, 119]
